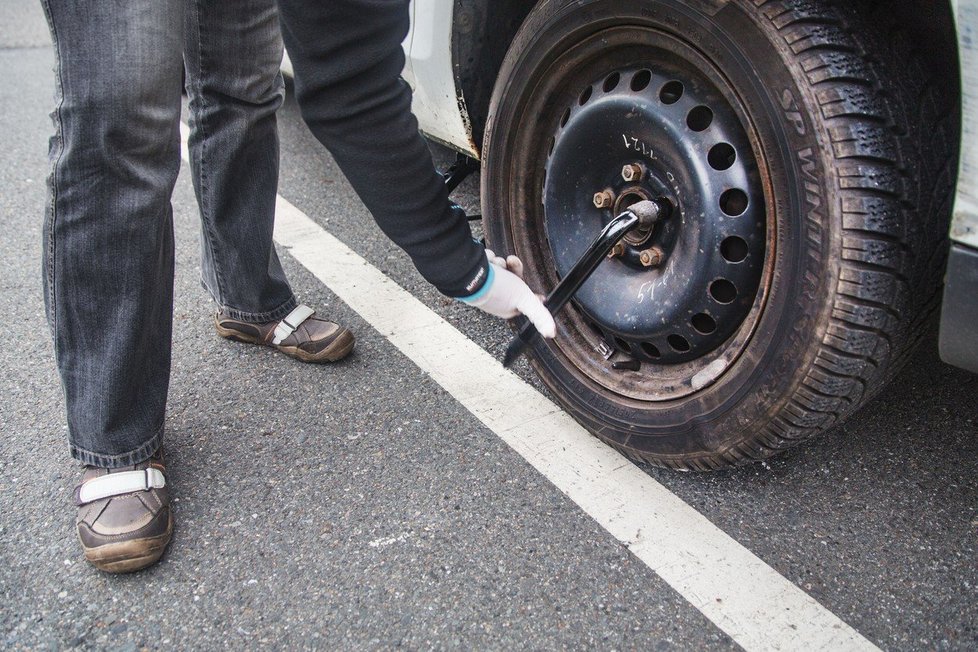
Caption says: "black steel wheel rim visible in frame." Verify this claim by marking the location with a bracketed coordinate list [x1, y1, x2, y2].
[506, 25, 775, 401]
[545, 60, 765, 364]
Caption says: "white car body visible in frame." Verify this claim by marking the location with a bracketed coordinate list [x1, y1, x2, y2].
[402, 0, 479, 156]
[952, 0, 978, 251]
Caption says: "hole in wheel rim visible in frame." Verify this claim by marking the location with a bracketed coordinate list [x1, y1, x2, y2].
[641, 342, 662, 359]
[603, 72, 621, 92]
[687, 106, 714, 132]
[660, 80, 684, 104]
[721, 236, 749, 263]
[691, 313, 718, 335]
[668, 334, 691, 352]
[708, 142, 736, 170]
[709, 279, 738, 304]
[719, 189, 749, 216]
[631, 70, 652, 92]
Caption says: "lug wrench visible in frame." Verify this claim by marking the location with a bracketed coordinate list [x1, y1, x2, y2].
[503, 198, 671, 367]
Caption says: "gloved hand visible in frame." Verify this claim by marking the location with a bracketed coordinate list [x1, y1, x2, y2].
[459, 249, 557, 338]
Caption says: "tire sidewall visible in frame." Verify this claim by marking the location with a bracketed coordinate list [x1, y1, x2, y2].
[482, 0, 840, 461]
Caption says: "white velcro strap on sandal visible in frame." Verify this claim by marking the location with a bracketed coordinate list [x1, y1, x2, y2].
[77, 468, 166, 505]
[272, 304, 316, 345]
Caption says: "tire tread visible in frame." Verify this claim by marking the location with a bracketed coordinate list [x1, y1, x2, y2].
[651, 0, 955, 469]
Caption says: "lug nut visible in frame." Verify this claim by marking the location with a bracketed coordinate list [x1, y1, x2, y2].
[607, 243, 626, 259]
[638, 246, 664, 267]
[621, 164, 643, 182]
[593, 190, 615, 208]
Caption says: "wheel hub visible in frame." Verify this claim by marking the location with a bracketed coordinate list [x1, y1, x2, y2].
[615, 188, 655, 246]
[544, 64, 766, 364]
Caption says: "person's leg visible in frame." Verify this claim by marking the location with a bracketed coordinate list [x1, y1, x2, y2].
[183, 0, 294, 322]
[41, 0, 182, 572]
[42, 0, 183, 467]
[184, 0, 354, 362]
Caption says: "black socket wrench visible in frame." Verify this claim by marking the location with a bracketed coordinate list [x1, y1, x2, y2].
[502, 198, 670, 367]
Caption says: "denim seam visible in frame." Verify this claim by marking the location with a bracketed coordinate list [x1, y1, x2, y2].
[69, 423, 164, 469]
[190, 0, 229, 307]
[41, 0, 64, 344]
[220, 294, 298, 323]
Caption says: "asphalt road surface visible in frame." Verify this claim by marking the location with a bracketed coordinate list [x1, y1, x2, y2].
[1, 2, 976, 650]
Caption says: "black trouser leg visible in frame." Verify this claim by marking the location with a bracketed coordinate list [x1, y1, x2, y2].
[276, 0, 488, 297]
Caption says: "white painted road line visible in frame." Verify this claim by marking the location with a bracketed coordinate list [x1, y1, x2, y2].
[180, 124, 878, 652]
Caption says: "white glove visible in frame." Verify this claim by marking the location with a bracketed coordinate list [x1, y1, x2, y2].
[459, 249, 557, 338]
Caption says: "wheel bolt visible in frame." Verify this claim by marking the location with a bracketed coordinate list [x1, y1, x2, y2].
[639, 246, 664, 267]
[621, 164, 643, 182]
[593, 190, 615, 208]
[607, 243, 626, 259]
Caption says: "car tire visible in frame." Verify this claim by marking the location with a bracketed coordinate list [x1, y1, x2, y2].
[480, 0, 956, 469]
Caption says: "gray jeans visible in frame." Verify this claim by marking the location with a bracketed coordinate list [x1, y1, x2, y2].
[41, 0, 297, 468]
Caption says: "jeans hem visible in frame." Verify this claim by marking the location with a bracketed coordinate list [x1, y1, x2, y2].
[70, 425, 164, 469]
[220, 294, 298, 323]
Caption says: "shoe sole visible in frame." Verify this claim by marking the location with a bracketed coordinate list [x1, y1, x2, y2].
[82, 513, 173, 574]
[215, 323, 355, 363]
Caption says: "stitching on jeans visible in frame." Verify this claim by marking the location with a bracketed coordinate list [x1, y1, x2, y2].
[40, 0, 65, 344]
[190, 0, 228, 305]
